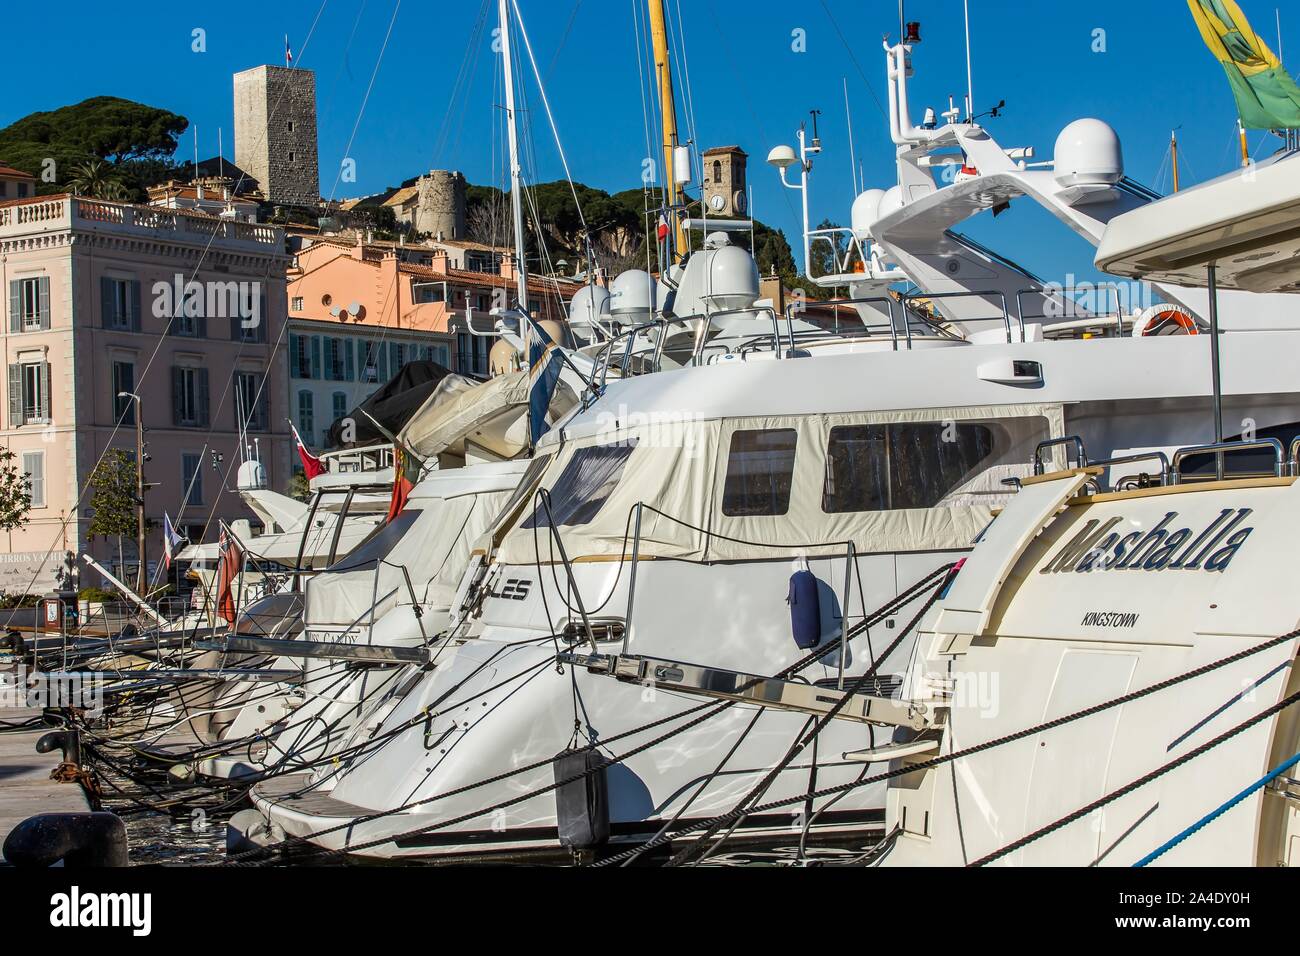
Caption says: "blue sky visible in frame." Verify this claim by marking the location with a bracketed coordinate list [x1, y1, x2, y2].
[3, 0, 1293, 283]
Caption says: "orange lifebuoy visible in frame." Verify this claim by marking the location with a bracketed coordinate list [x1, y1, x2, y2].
[1133, 304, 1203, 337]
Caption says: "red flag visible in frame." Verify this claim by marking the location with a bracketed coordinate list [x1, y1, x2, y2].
[215, 525, 244, 625]
[290, 421, 325, 479]
[656, 213, 669, 243]
[386, 446, 415, 523]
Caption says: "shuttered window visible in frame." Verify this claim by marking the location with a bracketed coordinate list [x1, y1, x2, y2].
[21, 450, 44, 508]
[8, 361, 51, 425]
[234, 371, 268, 431]
[297, 390, 314, 444]
[100, 277, 141, 331]
[181, 453, 203, 507]
[9, 277, 50, 332]
[112, 362, 135, 424]
[172, 367, 209, 427]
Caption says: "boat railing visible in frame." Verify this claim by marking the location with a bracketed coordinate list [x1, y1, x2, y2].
[1014, 285, 1125, 333]
[903, 289, 1024, 343]
[1171, 439, 1286, 484]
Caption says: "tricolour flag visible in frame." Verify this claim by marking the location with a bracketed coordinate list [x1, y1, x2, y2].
[1188, 0, 1300, 129]
[162, 513, 186, 570]
[285, 35, 294, 66]
[289, 420, 325, 479]
[385, 445, 422, 523]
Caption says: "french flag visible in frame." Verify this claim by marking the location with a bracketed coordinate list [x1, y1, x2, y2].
[285, 35, 294, 66]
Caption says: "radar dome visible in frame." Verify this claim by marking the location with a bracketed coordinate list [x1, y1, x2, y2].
[1053, 119, 1123, 187]
[850, 188, 887, 240]
[489, 337, 516, 376]
[568, 284, 611, 326]
[609, 269, 658, 316]
[876, 185, 905, 223]
[705, 243, 760, 312]
[236, 459, 267, 491]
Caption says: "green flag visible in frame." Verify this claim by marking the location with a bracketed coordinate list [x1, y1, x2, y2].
[1188, 0, 1300, 128]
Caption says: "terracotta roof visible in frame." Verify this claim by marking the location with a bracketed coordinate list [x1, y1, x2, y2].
[0, 163, 36, 180]
[702, 145, 747, 156]
[382, 186, 419, 207]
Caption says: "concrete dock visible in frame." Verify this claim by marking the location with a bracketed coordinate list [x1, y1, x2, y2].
[0, 707, 92, 856]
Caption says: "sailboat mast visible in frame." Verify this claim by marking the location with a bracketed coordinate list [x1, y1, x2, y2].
[648, 0, 686, 260]
[498, 0, 530, 323]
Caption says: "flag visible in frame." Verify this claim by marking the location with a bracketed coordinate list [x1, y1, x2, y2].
[385, 445, 421, 523]
[162, 513, 186, 570]
[1187, 0, 1300, 129]
[289, 420, 325, 479]
[215, 523, 244, 625]
[285, 35, 294, 66]
[523, 314, 564, 445]
[656, 213, 669, 243]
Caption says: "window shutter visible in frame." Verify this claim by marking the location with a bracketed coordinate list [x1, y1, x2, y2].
[40, 361, 51, 421]
[171, 367, 183, 426]
[197, 368, 210, 427]
[8, 281, 19, 333]
[100, 277, 113, 328]
[230, 313, 240, 341]
[259, 294, 268, 342]
[288, 333, 300, 377]
[311, 335, 321, 379]
[344, 338, 355, 381]
[7, 365, 21, 424]
[129, 280, 142, 331]
[37, 276, 50, 329]
[197, 314, 207, 339]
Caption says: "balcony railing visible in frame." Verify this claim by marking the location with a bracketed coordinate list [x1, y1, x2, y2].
[0, 197, 283, 249]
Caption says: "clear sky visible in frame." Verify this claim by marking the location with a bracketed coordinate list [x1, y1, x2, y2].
[4, 0, 1293, 284]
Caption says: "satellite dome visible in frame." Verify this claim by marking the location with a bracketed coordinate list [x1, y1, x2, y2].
[850, 188, 887, 240]
[609, 269, 658, 316]
[236, 459, 267, 491]
[705, 243, 761, 311]
[876, 185, 905, 223]
[568, 284, 611, 326]
[1054, 118, 1123, 187]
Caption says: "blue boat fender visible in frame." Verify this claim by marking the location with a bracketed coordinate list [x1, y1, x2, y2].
[787, 565, 821, 649]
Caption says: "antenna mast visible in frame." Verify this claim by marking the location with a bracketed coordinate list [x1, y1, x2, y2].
[498, 0, 530, 325]
[964, 0, 975, 120]
[648, 0, 686, 261]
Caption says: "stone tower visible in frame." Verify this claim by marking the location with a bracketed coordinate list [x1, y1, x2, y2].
[233, 65, 320, 207]
[702, 146, 748, 217]
[414, 170, 467, 240]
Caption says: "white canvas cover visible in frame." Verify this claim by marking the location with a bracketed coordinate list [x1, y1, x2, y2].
[497, 403, 1062, 565]
[304, 485, 516, 629]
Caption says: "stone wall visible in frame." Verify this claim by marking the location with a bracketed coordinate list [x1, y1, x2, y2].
[414, 170, 466, 240]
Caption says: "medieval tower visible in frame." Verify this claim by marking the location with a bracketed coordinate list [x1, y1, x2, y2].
[414, 170, 467, 240]
[233, 65, 320, 207]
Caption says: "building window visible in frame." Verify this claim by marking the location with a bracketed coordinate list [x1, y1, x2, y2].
[8, 276, 50, 332]
[287, 121, 295, 133]
[8, 360, 51, 426]
[234, 371, 268, 431]
[172, 366, 209, 427]
[181, 453, 203, 508]
[112, 361, 135, 424]
[21, 450, 44, 508]
[360, 341, 380, 382]
[332, 391, 348, 423]
[297, 390, 314, 444]
[100, 277, 140, 331]
[325, 337, 349, 381]
[291, 296, 304, 312]
[412, 282, 445, 304]
[712, 160, 722, 183]
[17, 183, 29, 198]
[0, 183, 6, 197]
[722, 428, 798, 517]
[291, 333, 316, 379]
[288, 151, 296, 163]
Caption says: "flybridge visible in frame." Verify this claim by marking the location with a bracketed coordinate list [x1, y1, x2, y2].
[1039, 508, 1254, 575]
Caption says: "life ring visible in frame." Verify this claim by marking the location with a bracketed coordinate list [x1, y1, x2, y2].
[1131, 304, 1205, 337]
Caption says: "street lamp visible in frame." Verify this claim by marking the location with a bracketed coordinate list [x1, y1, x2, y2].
[118, 392, 148, 593]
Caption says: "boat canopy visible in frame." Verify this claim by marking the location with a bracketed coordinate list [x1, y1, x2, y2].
[1096, 152, 1300, 292]
[496, 402, 1062, 565]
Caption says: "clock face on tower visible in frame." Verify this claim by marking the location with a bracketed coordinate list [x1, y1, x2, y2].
[734, 191, 747, 214]
[709, 194, 726, 212]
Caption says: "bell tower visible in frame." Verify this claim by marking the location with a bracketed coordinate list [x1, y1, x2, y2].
[701, 146, 748, 217]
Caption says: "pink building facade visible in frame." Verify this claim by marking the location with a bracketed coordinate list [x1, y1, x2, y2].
[0, 194, 290, 593]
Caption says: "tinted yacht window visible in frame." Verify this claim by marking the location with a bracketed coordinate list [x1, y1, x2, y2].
[823, 423, 995, 512]
[723, 428, 798, 516]
[522, 441, 637, 529]
[326, 510, 422, 571]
